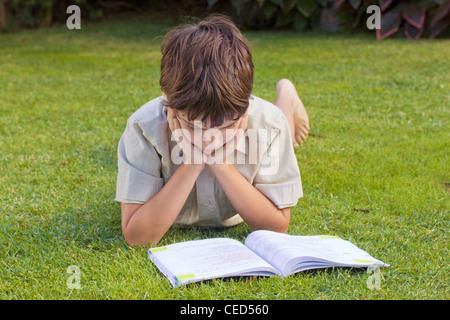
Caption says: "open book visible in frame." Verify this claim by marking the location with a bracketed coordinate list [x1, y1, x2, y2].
[148, 230, 388, 287]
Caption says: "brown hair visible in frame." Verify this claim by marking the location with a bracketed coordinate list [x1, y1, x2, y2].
[160, 14, 254, 127]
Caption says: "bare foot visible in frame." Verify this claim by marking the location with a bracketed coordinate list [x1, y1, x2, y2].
[275, 79, 310, 145]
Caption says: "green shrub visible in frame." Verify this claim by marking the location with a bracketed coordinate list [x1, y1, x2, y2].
[374, 0, 450, 39]
[0, 0, 137, 30]
[6, 0, 54, 29]
[211, 0, 450, 39]
[2, 0, 449, 39]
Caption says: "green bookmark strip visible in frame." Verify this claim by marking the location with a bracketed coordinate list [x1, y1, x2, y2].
[149, 246, 167, 253]
[319, 235, 341, 239]
[176, 273, 196, 281]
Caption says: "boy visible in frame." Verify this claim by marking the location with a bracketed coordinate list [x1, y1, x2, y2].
[115, 14, 310, 247]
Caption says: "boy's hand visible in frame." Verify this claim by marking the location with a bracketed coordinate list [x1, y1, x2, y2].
[168, 109, 206, 168]
[206, 117, 247, 166]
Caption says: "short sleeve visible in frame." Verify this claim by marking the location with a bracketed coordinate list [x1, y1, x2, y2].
[253, 113, 303, 208]
[115, 118, 164, 204]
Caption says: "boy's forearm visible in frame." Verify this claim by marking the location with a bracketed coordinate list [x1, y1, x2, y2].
[124, 163, 204, 247]
[209, 164, 290, 233]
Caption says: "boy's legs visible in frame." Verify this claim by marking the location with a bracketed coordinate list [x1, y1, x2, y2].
[273, 79, 310, 146]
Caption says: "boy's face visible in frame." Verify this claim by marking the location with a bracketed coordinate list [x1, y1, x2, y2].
[174, 110, 244, 154]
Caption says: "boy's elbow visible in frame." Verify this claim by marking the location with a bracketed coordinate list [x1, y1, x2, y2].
[274, 220, 289, 234]
[277, 207, 291, 233]
[123, 228, 161, 248]
[123, 232, 141, 247]
[279, 223, 290, 234]
[123, 229, 139, 247]
[255, 216, 290, 234]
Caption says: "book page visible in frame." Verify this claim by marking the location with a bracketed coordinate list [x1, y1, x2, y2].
[148, 238, 280, 286]
[245, 230, 386, 275]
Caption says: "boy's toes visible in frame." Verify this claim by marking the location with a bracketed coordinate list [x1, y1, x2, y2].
[294, 120, 309, 144]
[295, 131, 305, 144]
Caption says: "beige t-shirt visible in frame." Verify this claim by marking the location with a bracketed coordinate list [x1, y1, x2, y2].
[115, 94, 303, 227]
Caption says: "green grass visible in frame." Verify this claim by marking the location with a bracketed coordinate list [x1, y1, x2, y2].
[0, 12, 449, 299]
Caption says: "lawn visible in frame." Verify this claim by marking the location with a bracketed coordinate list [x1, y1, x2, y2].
[0, 12, 448, 300]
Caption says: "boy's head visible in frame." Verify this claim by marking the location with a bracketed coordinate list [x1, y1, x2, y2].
[160, 14, 254, 129]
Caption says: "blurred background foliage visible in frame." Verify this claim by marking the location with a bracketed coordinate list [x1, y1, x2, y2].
[0, 0, 448, 39]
